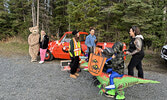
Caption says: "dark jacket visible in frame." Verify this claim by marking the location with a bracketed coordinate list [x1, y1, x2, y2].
[39, 35, 49, 49]
[128, 36, 144, 59]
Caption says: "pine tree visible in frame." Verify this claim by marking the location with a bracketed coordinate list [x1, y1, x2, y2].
[67, 0, 101, 40]
[7, 0, 32, 39]
[0, 0, 13, 40]
[50, 0, 68, 38]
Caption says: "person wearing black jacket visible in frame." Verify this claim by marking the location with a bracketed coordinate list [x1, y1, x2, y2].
[126, 26, 144, 78]
[39, 30, 49, 64]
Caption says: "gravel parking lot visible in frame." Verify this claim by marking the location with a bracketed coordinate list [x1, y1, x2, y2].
[0, 56, 167, 100]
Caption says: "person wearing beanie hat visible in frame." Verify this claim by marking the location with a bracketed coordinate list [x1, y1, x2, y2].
[69, 30, 85, 79]
[72, 30, 78, 35]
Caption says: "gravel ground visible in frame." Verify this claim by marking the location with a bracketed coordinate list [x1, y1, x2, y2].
[0, 56, 167, 100]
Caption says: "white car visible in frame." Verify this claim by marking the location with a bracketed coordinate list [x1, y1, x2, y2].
[161, 45, 167, 61]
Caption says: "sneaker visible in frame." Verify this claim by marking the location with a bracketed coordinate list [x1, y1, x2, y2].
[70, 74, 77, 79]
[75, 73, 79, 77]
[104, 92, 115, 98]
[39, 61, 44, 64]
[105, 85, 115, 89]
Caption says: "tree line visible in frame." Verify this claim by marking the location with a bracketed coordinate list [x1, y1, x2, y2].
[0, 0, 167, 50]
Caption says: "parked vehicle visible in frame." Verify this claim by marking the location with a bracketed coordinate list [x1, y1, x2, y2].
[161, 44, 167, 61]
[45, 31, 126, 61]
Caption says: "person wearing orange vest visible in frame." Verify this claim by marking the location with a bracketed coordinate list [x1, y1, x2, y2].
[69, 30, 84, 79]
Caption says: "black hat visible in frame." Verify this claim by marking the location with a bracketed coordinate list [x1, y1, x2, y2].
[72, 30, 78, 35]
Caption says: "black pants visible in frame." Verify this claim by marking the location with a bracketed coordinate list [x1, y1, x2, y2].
[88, 47, 94, 61]
[70, 56, 79, 74]
[128, 55, 144, 78]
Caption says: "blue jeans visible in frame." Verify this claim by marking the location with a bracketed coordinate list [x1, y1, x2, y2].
[109, 71, 123, 85]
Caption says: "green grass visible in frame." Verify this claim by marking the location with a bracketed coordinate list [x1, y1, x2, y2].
[0, 37, 165, 68]
[0, 37, 29, 57]
[124, 50, 165, 68]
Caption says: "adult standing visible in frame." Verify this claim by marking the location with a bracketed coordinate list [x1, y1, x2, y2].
[69, 30, 84, 79]
[126, 26, 144, 78]
[39, 30, 49, 64]
[85, 27, 97, 60]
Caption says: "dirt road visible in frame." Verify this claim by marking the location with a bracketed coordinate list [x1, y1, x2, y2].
[0, 55, 166, 100]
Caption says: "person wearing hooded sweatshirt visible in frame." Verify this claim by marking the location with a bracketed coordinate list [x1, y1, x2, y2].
[126, 26, 145, 78]
[69, 30, 84, 79]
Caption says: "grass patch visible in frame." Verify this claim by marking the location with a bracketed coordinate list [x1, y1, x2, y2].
[0, 37, 29, 57]
[0, 37, 166, 68]
[124, 50, 166, 68]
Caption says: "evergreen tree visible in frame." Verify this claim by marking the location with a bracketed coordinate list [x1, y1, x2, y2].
[100, 0, 127, 42]
[7, 0, 32, 39]
[0, 0, 13, 40]
[67, 0, 101, 32]
[50, 0, 68, 38]
[0, 0, 166, 50]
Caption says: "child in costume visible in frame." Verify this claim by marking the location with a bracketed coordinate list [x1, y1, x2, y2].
[101, 42, 124, 90]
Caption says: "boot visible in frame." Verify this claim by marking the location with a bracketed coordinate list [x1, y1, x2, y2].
[75, 73, 79, 77]
[70, 74, 77, 79]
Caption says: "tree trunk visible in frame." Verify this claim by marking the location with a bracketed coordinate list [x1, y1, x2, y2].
[32, 0, 35, 26]
[42, 22, 44, 30]
[68, 14, 71, 31]
[163, 6, 166, 21]
[34, 7, 37, 26]
[57, 28, 60, 39]
[37, 0, 39, 27]
[164, 6, 167, 44]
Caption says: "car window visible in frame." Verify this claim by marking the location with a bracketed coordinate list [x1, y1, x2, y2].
[61, 34, 72, 43]
[61, 34, 87, 43]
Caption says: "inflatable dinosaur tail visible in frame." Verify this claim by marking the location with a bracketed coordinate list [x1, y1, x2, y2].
[114, 75, 160, 90]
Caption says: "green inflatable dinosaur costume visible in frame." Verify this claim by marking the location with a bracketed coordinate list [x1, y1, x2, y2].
[96, 72, 160, 100]
[80, 61, 160, 99]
